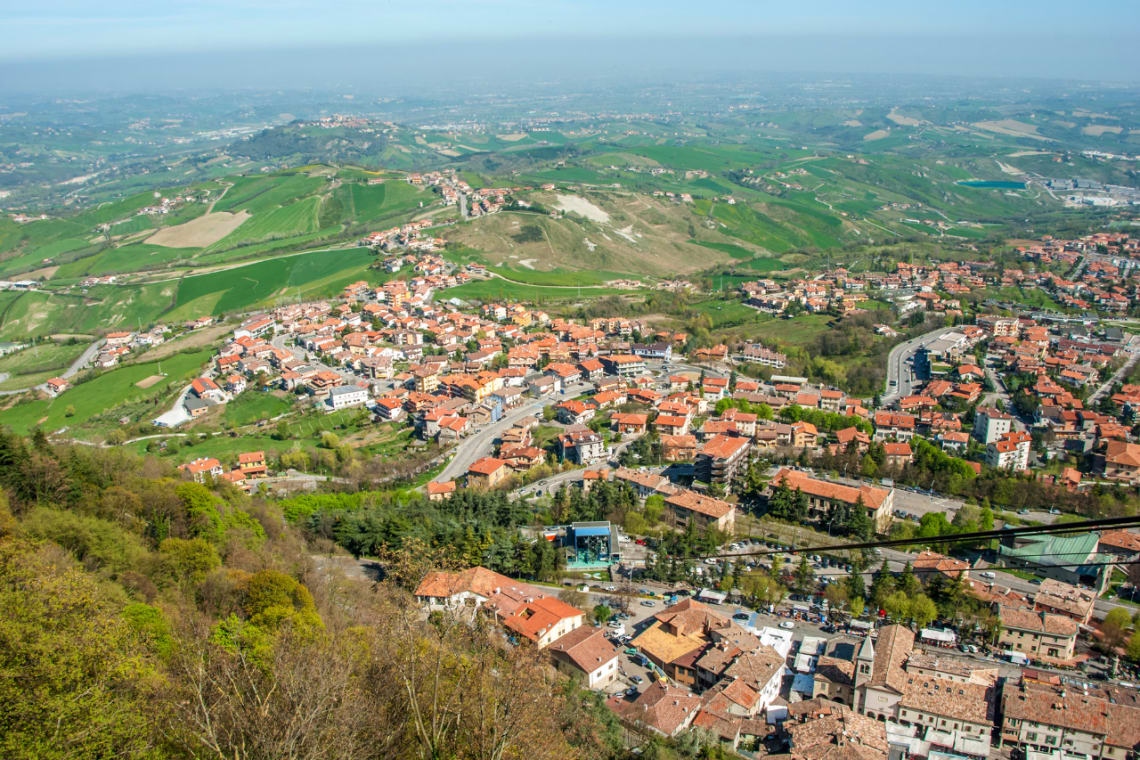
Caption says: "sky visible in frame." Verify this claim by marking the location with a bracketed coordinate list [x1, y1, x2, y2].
[1, 0, 1137, 87]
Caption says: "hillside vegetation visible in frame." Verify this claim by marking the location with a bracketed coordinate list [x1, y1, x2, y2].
[0, 431, 628, 759]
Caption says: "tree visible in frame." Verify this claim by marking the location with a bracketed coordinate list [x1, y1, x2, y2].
[159, 536, 221, 587]
[909, 594, 938, 629]
[847, 570, 866, 605]
[884, 590, 910, 621]
[898, 562, 920, 597]
[845, 497, 873, 540]
[592, 604, 612, 625]
[1102, 608, 1133, 651]
[559, 588, 588, 611]
[824, 582, 849, 612]
[849, 595, 865, 618]
[1128, 632, 1140, 664]
[794, 556, 814, 595]
[0, 539, 159, 758]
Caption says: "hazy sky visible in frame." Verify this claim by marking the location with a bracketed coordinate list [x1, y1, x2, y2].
[1, 0, 1137, 86]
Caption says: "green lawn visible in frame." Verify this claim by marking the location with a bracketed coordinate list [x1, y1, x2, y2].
[131, 434, 305, 464]
[691, 298, 763, 329]
[0, 349, 210, 435]
[764, 314, 834, 346]
[222, 392, 295, 426]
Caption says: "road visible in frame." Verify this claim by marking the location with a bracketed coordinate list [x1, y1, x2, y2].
[1088, 346, 1140, 406]
[435, 398, 548, 483]
[433, 380, 593, 483]
[0, 338, 103, 397]
[881, 326, 958, 405]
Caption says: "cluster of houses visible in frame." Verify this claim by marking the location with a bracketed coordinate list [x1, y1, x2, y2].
[42, 328, 167, 398]
[737, 233, 1139, 324]
[1017, 232, 1140, 313]
[178, 450, 269, 490]
[867, 310, 1140, 482]
[95, 328, 167, 368]
[407, 168, 521, 217]
[738, 259, 1000, 319]
[411, 565, 1140, 760]
[359, 218, 443, 253]
[134, 193, 200, 217]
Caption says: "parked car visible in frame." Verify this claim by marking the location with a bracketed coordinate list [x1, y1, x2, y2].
[779, 620, 795, 629]
[640, 600, 656, 607]
[630, 675, 643, 684]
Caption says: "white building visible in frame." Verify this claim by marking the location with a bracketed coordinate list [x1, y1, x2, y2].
[327, 385, 369, 410]
[986, 431, 1031, 472]
[548, 627, 621, 689]
[973, 407, 1014, 444]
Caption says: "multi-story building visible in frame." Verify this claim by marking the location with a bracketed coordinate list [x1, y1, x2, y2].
[986, 431, 1031, 471]
[974, 407, 1013, 444]
[600, 353, 645, 378]
[695, 434, 751, 486]
[664, 490, 736, 534]
[328, 384, 369, 410]
[557, 429, 605, 465]
[1099, 440, 1140, 485]
[996, 605, 1079, 661]
[467, 457, 510, 488]
[1032, 578, 1096, 625]
[999, 679, 1140, 760]
[769, 468, 894, 535]
[548, 627, 620, 688]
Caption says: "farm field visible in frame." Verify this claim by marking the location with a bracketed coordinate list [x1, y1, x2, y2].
[169, 247, 378, 320]
[0, 340, 89, 391]
[0, 284, 176, 341]
[0, 348, 210, 435]
[487, 267, 632, 286]
[206, 196, 322, 251]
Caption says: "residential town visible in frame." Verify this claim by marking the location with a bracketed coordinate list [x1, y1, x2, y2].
[27, 224, 1140, 759]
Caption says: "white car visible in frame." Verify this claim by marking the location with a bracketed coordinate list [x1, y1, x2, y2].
[779, 620, 795, 630]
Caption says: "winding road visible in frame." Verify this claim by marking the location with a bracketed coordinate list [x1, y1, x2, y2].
[0, 338, 103, 396]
